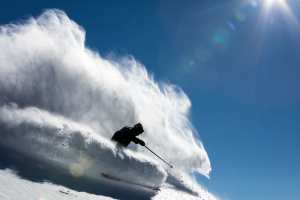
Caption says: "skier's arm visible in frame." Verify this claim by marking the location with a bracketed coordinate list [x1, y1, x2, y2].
[132, 137, 145, 146]
[112, 127, 130, 140]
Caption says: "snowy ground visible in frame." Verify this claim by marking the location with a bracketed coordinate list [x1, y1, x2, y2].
[0, 169, 205, 200]
[0, 141, 215, 200]
[0, 169, 113, 200]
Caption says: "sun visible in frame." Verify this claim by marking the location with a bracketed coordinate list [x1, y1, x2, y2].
[264, 0, 285, 8]
[260, 0, 297, 23]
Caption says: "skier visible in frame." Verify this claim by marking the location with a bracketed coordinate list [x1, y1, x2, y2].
[112, 123, 145, 147]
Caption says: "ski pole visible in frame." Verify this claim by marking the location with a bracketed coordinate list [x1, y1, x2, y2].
[144, 145, 174, 168]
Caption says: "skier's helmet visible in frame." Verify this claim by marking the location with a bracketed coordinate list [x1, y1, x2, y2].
[133, 123, 144, 135]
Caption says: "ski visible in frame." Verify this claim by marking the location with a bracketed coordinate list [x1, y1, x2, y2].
[100, 173, 160, 192]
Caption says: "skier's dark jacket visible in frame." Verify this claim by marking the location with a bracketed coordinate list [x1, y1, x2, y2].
[111, 123, 145, 147]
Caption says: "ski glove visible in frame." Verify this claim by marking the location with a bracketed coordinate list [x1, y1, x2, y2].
[139, 140, 145, 146]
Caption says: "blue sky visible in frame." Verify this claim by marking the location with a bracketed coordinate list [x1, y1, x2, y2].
[1, 0, 299, 199]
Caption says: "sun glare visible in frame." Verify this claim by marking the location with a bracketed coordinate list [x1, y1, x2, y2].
[260, 0, 298, 25]
[264, 0, 285, 8]
[262, 0, 288, 13]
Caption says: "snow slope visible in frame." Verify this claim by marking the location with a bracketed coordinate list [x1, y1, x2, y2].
[0, 169, 215, 200]
[0, 169, 113, 200]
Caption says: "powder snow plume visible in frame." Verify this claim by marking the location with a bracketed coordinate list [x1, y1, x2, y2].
[0, 9, 215, 199]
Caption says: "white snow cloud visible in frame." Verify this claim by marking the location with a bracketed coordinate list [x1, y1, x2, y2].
[0, 9, 215, 198]
[0, 104, 166, 188]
